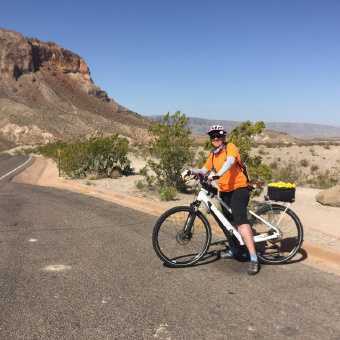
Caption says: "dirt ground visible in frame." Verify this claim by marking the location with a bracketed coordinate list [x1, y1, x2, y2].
[251, 143, 340, 179]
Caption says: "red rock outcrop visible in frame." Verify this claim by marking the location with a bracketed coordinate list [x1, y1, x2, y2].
[0, 28, 90, 79]
[0, 27, 148, 149]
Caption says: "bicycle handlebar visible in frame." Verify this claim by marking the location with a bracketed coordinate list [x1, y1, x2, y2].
[192, 174, 218, 195]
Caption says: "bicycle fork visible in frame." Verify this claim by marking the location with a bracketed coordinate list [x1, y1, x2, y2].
[179, 202, 200, 240]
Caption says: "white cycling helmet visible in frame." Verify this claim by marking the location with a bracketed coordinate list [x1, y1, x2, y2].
[206, 125, 227, 136]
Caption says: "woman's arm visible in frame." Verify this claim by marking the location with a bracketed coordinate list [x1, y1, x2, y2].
[181, 167, 209, 180]
[217, 156, 236, 177]
[191, 167, 209, 175]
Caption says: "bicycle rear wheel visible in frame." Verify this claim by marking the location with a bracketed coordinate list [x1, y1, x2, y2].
[152, 206, 211, 268]
[250, 204, 303, 264]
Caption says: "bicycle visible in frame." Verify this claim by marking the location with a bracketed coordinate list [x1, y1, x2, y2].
[152, 174, 303, 268]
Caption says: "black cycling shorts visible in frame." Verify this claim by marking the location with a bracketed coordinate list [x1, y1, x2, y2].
[220, 187, 250, 225]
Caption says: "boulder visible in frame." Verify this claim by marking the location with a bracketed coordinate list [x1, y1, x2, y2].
[315, 186, 340, 207]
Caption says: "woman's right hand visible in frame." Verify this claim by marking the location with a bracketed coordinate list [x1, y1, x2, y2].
[181, 169, 191, 180]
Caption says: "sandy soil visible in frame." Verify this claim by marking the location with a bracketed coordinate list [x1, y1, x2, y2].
[251, 144, 340, 178]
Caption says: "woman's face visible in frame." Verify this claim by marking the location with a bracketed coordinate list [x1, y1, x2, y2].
[210, 134, 225, 148]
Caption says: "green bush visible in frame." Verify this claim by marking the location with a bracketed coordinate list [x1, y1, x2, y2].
[273, 162, 302, 185]
[270, 160, 278, 170]
[135, 180, 146, 190]
[300, 159, 309, 167]
[227, 121, 273, 185]
[39, 133, 133, 179]
[158, 186, 178, 201]
[143, 111, 194, 193]
[38, 140, 68, 159]
[307, 170, 339, 189]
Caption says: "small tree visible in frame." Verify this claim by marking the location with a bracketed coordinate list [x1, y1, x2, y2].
[144, 111, 194, 192]
[227, 120, 273, 183]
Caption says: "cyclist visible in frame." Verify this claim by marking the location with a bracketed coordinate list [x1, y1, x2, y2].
[181, 125, 259, 275]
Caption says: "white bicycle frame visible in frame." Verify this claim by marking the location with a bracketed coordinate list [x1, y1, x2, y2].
[196, 187, 284, 246]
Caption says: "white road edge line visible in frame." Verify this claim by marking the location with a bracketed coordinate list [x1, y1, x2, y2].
[0, 155, 33, 181]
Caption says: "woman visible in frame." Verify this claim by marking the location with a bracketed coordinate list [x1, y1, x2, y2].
[181, 125, 259, 275]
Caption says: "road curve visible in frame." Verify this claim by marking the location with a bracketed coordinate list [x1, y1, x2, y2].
[0, 155, 34, 184]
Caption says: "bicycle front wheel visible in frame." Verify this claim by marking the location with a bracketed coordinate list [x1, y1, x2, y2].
[152, 206, 211, 268]
[250, 204, 303, 264]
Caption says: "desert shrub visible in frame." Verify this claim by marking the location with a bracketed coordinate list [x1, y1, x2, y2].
[299, 159, 309, 167]
[18, 147, 38, 155]
[142, 111, 194, 192]
[191, 150, 208, 169]
[258, 148, 266, 155]
[0, 152, 10, 157]
[227, 121, 274, 184]
[86, 173, 99, 180]
[38, 139, 68, 159]
[135, 180, 147, 190]
[130, 143, 149, 158]
[110, 169, 121, 179]
[307, 170, 339, 189]
[310, 164, 319, 172]
[273, 162, 303, 185]
[39, 133, 133, 179]
[309, 148, 318, 156]
[270, 160, 278, 170]
[139, 166, 156, 188]
[158, 186, 178, 201]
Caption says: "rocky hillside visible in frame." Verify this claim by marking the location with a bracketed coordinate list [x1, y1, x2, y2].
[0, 27, 148, 151]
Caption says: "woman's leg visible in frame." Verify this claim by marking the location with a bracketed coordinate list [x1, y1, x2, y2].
[230, 188, 259, 274]
[237, 223, 256, 254]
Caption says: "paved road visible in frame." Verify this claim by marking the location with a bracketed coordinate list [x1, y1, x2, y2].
[0, 156, 339, 339]
[0, 155, 34, 186]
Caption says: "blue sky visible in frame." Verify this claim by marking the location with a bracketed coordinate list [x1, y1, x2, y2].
[1, 0, 339, 126]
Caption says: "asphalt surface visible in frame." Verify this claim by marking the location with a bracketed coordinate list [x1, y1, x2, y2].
[0, 156, 340, 339]
[0, 155, 34, 186]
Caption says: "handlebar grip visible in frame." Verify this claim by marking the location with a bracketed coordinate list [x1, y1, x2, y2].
[211, 175, 220, 180]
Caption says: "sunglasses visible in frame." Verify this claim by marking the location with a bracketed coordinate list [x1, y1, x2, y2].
[210, 134, 224, 140]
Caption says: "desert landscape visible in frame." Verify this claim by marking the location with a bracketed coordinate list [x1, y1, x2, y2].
[61, 142, 340, 255]
[1, 26, 340, 272]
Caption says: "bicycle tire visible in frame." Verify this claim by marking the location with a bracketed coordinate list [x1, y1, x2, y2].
[250, 204, 303, 264]
[152, 206, 212, 268]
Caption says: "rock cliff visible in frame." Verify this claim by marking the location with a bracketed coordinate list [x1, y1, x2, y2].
[0, 29, 90, 79]
[0, 27, 148, 150]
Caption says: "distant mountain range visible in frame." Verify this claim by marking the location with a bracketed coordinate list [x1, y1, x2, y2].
[148, 116, 340, 139]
